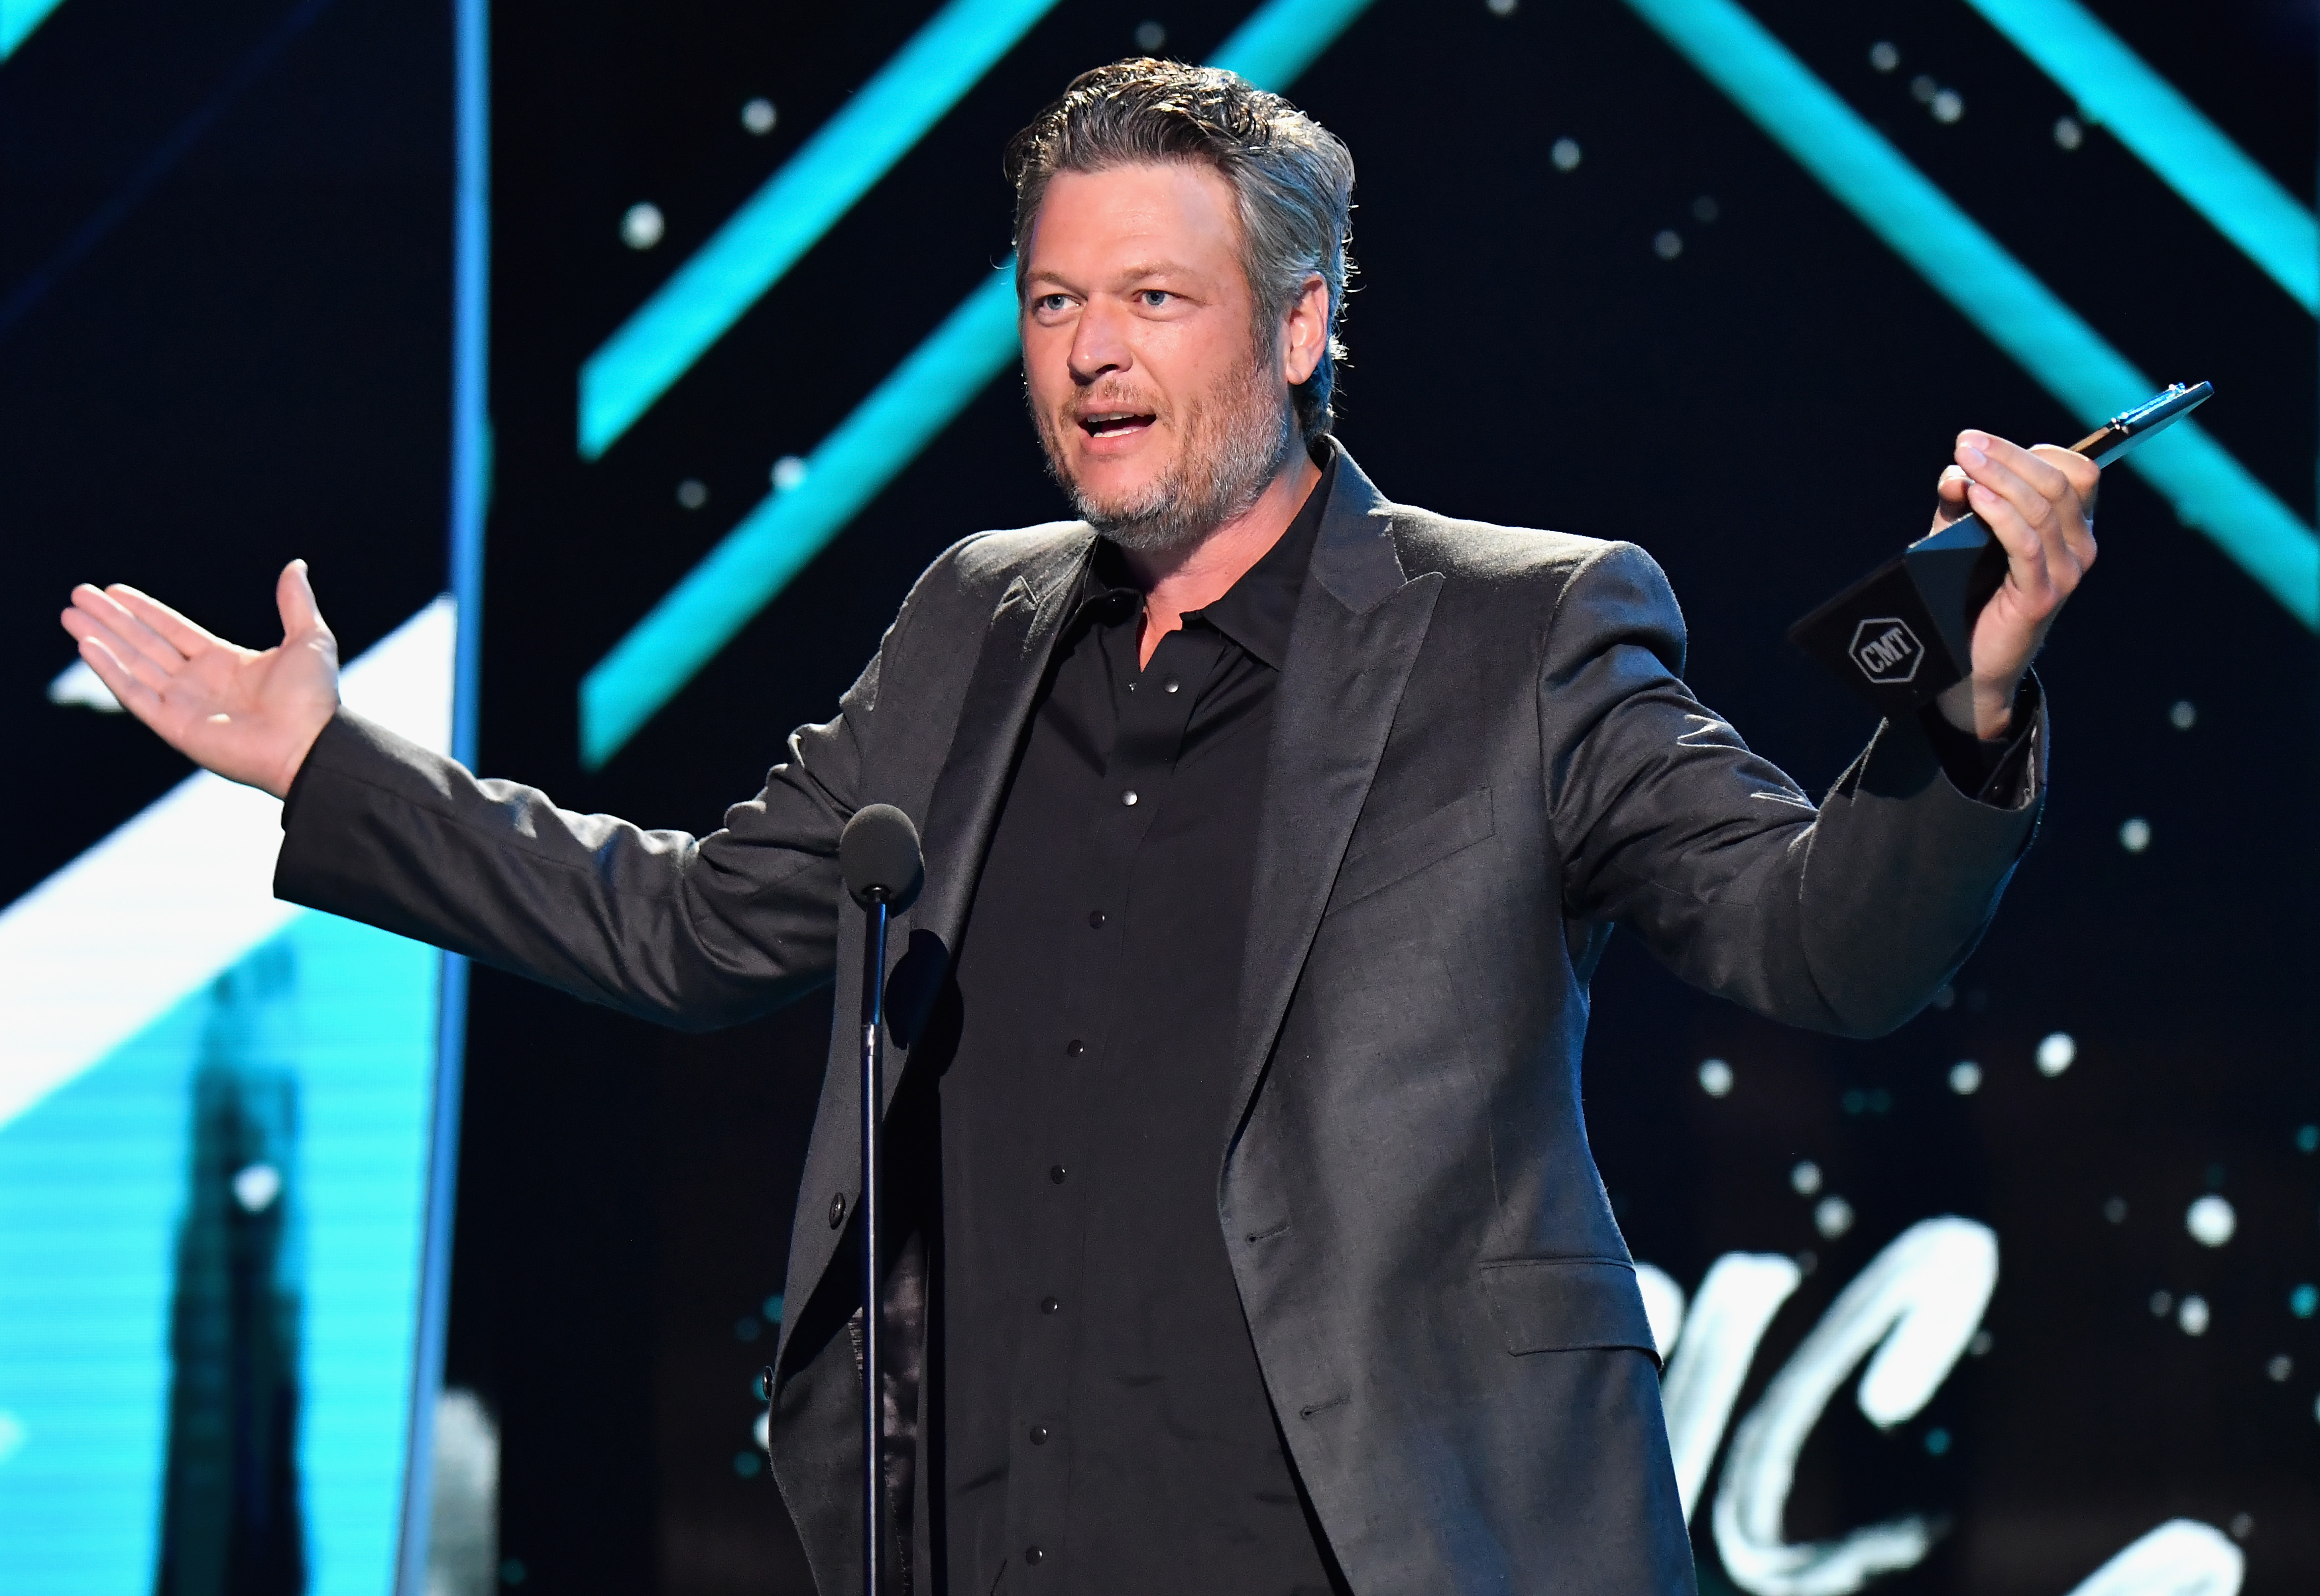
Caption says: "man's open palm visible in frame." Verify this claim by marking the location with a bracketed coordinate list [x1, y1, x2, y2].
[59, 561, 340, 799]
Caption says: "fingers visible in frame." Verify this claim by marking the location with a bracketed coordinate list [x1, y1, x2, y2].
[63, 584, 187, 689]
[2030, 443, 2100, 567]
[70, 631, 167, 722]
[1931, 465, 1972, 530]
[275, 559, 328, 642]
[1953, 430, 2094, 615]
[107, 582, 221, 659]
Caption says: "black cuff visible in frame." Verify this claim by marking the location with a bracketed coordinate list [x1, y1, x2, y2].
[1916, 676, 2041, 809]
[278, 709, 351, 831]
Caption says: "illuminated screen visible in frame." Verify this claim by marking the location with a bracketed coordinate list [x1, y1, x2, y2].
[0, 0, 469, 1584]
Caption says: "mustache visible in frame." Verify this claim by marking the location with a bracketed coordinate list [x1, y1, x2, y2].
[1060, 386, 1164, 425]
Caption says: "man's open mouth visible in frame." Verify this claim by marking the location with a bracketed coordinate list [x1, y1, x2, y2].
[1078, 411, 1156, 440]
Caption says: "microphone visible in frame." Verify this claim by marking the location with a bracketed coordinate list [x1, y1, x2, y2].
[837, 802, 920, 1596]
[841, 803, 923, 910]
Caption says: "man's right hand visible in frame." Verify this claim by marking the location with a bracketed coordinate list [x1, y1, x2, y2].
[59, 560, 341, 800]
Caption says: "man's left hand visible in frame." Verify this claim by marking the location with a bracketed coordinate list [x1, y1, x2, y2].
[1930, 429, 2099, 740]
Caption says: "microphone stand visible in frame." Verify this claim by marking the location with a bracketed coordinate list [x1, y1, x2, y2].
[858, 884, 890, 1596]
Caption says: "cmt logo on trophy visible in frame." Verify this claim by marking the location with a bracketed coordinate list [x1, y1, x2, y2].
[1848, 618, 1924, 685]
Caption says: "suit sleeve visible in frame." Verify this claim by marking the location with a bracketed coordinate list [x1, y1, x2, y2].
[273, 583, 925, 1033]
[1542, 541, 2044, 1038]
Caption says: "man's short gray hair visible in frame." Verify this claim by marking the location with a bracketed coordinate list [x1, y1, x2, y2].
[1005, 59, 1357, 439]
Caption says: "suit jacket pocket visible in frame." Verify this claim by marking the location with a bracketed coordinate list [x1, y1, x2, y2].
[1327, 787, 1495, 915]
[1479, 1257, 1658, 1360]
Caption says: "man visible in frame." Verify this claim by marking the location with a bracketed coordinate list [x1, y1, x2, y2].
[63, 60, 2092, 1596]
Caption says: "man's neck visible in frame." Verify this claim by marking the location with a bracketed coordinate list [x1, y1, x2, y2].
[1126, 449, 1322, 668]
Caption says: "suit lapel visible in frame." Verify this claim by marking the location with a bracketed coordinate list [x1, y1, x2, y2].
[887, 531, 1094, 1061]
[1224, 447, 1443, 1141]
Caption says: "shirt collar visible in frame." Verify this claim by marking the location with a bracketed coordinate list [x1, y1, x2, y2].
[1075, 457, 1332, 672]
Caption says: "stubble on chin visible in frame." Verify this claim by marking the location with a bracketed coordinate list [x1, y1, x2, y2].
[1031, 352, 1297, 557]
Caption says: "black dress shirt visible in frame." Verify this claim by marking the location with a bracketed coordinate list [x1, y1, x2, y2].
[931, 472, 1343, 1596]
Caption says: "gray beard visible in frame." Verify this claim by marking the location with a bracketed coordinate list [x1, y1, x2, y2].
[1037, 360, 1299, 556]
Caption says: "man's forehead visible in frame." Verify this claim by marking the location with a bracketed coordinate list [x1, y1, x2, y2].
[1028, 163, 1241, 256]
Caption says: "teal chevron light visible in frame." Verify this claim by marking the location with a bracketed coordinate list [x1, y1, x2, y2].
[1, 0, 68, 58]
[1622, 0, 2318, 628]
[1961, 0, 2317, 314]
[577, 0, 1061, 460]
[581, 265, 1020, 767]
[579, 0, 1380, 765]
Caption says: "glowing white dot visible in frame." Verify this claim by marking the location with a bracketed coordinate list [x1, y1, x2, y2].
[621, 202, 666, 250]
[741, 98, 777, 136]
[1814, 1196, 1855, 1239]
[2266, 1354, 2292, 1382]
[0, 1412, 25, 1465]
[2168, 699, 2196, 729]
[1484, 0, 1517, 14]
[2177, 1294, 2210, 1336]
[2229, 1512, 2253, 1541]
[231, 1163, 282, 1213]
[1653, 229, 1683, 260]
[2149, 1290, 2173, 1315]
[1910, 74, 1938, 103]
[1134, 18, 1168, 47]
[1968, 1329, 1993, 1356]
[1868, 41, 1899, 73]
[1791, 1160, 1824, 1196]
[752, 1409, 771, 1450]
[1551, 137, 1582, 172]
[1948, 1060, 1982, 1095]
[676, 478, 708, 510]
[2186, 1194, 2236, 1248]
[2053, 114, 2085, 150]
[2103, 1197, 2127, 1224]
[2119, 817, 2151, 853]
[2036, 1032, 2076, 1076]
[1697, 1058, 1733, 1097]
[1930, 88, 1964, 123]
[771, 455, 809, 492]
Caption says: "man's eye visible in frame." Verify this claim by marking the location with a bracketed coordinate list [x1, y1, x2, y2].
[1036, 294, 1071, 314]
[1140, 290, 1171, 308]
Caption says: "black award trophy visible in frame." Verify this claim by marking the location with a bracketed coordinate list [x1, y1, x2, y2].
[1789, 382, 2211, 715]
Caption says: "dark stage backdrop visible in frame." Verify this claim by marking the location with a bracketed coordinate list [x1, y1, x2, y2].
[468, 0, 2319, 1590]
[6, 0, 2316, 1593]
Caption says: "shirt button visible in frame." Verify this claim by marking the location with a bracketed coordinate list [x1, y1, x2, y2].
[1087, 910, 1105, 929]
[1049, 1165, 1068, 1184]
[1029, 1424, 1050, 1445]
[1039, 1296, 1060, 1314]
[827, 1194, 845, 1228]
[1163, 677, 1181, 694]
[1121, 790, 1138, 806]
[1065, 1039, 1086, 1057]
[1025, 1545, 1046, 1565]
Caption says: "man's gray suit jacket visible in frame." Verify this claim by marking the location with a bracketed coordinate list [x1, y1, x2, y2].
[275, 443, 2042, 1595]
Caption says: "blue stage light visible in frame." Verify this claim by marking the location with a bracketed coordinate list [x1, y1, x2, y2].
[578, 0, 1382, 765]
[1960, 0, 2318, 314]
[581, 264, 1020, 767]
[1622, 0, 2319, 629]
[577, 0, 1063, 460]
[0, 0, 69, 59]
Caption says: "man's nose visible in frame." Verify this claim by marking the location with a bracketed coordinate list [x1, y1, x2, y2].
[1068, 301, 1131, 384]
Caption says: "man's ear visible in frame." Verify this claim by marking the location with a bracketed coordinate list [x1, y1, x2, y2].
[1282, 273, 1329, 386]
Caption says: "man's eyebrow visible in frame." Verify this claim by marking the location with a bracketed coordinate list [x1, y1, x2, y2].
[1021, 260, 1200, 294]
[1111, 260, 1199, 285]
